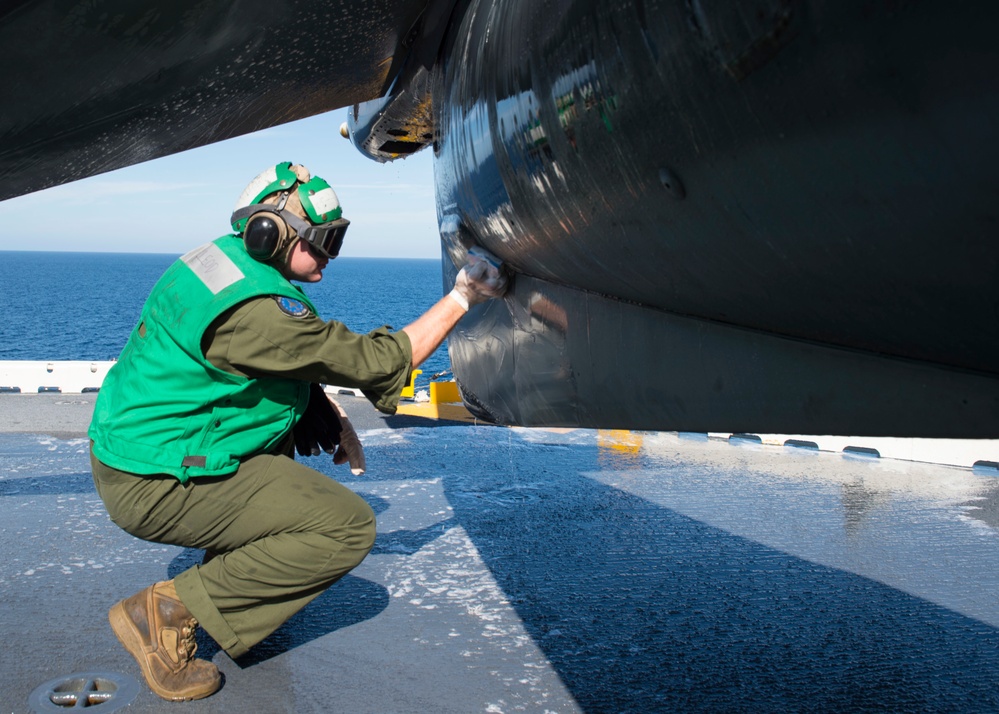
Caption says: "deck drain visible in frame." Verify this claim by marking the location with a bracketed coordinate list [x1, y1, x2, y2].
[28, 672, 139, 712]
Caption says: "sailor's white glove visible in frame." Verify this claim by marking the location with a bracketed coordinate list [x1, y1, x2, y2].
[329, 398, 366, 475]
[449, 247, 509, 311]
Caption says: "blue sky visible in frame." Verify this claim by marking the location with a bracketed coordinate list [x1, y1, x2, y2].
[0, 111, 440, 258]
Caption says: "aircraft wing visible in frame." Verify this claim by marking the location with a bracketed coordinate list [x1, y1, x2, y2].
[0, 0, 429, 201]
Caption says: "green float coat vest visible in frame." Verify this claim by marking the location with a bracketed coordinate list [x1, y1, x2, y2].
[89, 236, 318, 483]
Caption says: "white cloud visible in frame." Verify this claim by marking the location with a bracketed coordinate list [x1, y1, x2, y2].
[0, 179, 209, 212]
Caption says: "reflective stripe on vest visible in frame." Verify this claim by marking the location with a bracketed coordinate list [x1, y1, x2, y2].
[89, 235, 317, 483]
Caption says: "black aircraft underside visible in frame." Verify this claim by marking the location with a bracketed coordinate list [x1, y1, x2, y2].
[352, 0, 999, 437]
[3, 0, 999, 437]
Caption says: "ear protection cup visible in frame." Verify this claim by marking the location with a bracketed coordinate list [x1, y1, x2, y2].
[243, 212, 291, 261]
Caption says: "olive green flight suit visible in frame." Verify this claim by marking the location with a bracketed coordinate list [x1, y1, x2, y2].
[92, 295, 412, 658]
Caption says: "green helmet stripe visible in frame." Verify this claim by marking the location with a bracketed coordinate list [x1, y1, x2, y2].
[298, 177, 342, 223]
[231, 162, 298, 231]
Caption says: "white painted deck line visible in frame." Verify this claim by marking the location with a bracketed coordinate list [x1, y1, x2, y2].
[2, 361, 995, 470]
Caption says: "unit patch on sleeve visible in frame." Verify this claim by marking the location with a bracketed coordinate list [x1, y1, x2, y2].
[274, 296, 312, 318]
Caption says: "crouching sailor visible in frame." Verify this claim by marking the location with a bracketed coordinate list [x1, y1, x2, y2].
[88, 162, 509, 700]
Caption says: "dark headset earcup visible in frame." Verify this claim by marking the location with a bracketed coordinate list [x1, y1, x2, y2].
[243, 214, 284, 260]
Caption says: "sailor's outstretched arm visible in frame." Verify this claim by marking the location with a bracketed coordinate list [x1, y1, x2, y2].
[403, 249, 509, 367]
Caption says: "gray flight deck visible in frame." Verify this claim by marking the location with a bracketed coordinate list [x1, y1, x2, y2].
[4, 394, 999, 712]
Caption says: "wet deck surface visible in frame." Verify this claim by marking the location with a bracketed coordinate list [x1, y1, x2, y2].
[4, 395, 999, 712]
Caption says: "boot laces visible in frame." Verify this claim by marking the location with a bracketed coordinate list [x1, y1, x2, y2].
[179, 617, 199, 660]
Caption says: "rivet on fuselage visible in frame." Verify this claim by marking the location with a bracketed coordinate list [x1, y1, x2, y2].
[659, 167, 686, 199]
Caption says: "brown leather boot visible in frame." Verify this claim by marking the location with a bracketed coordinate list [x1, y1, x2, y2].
[108, 580, 221, 701]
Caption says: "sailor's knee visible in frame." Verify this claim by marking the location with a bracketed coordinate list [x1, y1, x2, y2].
[318, 490, 376, 556]
[346, 498, 376, 555]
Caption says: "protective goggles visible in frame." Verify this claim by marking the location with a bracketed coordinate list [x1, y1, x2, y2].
[231, 205, 349, 259]
[295, 216, 350, 259]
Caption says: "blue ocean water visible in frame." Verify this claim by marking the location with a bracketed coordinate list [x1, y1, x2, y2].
[0, 251, 451, 390]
